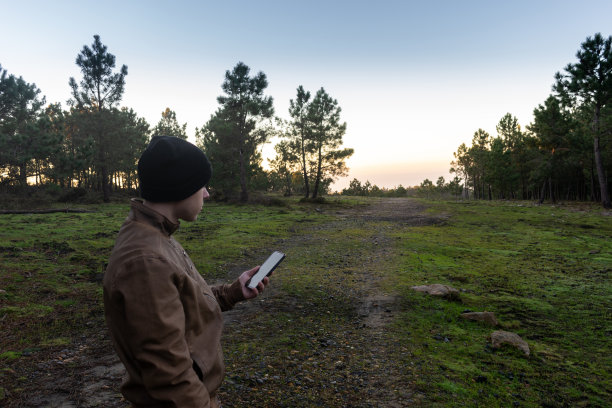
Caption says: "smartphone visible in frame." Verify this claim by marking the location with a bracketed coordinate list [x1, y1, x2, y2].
[246, 251, 285, 289]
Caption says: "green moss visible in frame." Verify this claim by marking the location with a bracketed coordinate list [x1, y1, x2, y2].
[0, 351, 21, 360]
[41, 337, 71, 347]
[389, 200, 612, 406]
[1, 198, 610, 407]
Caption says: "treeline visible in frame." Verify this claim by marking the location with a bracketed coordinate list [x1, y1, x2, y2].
[338, 176, 462, 199]
[449, 33, 612, 208]
[340, 178, 415, 197]
[324, 33, 611, 208]
[0, 35, 352, 202]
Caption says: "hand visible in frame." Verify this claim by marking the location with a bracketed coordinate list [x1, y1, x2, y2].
[238, 266, 271, 300]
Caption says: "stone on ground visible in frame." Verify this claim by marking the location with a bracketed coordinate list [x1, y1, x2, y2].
[410, 284, 460, 300]
[490, 330, 530, 356]
[460, 311, 498, 326]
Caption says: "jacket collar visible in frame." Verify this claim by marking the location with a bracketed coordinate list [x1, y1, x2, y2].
[129, 198, 180, 236]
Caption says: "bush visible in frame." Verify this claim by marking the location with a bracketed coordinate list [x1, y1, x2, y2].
[58, 187, 88, 203]
[299, 196, 326, 204]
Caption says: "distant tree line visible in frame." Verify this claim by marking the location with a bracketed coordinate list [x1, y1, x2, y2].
[424, 33, 611, 208]
[0, 35, 353, 203]
[340, 178, 414, 197]
[338, 176, 463, 199]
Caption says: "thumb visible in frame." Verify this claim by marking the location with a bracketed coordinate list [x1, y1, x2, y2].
[245, 266, 260, 277]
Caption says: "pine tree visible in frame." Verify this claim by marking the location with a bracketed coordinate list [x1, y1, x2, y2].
[200, 62, 274, 201]
[307, 88, 353, 198]
[69, 35, 128, 202]
[554, 33, 612, 208]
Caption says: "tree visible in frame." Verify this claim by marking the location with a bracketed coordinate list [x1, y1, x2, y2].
[528, 96, 574, 203]
[0, 65, 46, 188]
[436, 176, 446, 191]
[487, 136, 514, 199]
[287, 86, 312, 197]
[307, 88, 353, 198]
[112, 108, 150, 190]
[196, 108, 237, 198]
[470, 129, 491, 199]
[554, 33, 612, 208]
[451, 143, 472, 199]
[342, 178, 371, 196]
[497, 113, 528, 198]
[268, 140, 299, 196]
[69, 34, 128, 202]
[216, 62, 274, 202]
[419, 178, 434, 199]
[151, 108, 187, 139]
[31, 103, 66, 186]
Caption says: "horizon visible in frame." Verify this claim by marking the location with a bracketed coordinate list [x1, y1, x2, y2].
[1, 0, 611, 191]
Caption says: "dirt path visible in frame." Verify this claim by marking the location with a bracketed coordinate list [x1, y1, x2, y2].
[9, 198, 442, 407]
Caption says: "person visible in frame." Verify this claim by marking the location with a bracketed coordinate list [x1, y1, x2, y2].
[103, 136, 270, 408]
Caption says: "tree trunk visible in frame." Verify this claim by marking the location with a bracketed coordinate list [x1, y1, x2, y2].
[301, 150, 310, 198]
[549, 176, 555, 204]
[239, 148, 248, 202]
[593, 135, 611, 208]
[590, 105, 610, 207]
[101, 165, 111, 203]
[18, 162, 28, 189]
[312, 145, 323, 199]
[300, 126, 310, 198]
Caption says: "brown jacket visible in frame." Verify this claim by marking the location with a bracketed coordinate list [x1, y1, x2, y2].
[104, 199, 244, 407]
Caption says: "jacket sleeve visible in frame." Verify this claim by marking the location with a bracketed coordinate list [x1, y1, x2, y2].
[112, 256, 212, 407]
[211, 279, 245, 311]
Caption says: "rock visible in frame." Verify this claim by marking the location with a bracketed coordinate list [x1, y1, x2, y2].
[410, 284, 460, 300]
[490, 330, 530, 356]
[461, 311, 499, 326]
[432, 334, 450, 342]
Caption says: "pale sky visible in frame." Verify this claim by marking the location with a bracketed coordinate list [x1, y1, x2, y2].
[1, 0, 611, 190]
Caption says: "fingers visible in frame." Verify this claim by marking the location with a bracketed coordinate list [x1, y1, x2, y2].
[248, 277, 268, 296]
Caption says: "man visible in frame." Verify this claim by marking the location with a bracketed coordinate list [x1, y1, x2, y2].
[103, 136, 269, 407]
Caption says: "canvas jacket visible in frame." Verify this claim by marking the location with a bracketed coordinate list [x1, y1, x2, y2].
[103, 199, 244, 407]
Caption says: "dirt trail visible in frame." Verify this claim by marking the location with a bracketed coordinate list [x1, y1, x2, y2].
[10, 198, 442, 407]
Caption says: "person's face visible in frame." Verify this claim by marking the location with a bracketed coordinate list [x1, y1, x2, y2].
[176, 187, 209, 222]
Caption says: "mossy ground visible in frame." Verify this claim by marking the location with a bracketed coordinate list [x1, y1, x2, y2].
[0, 197, 610, 407]
[385, 200, 611, 407]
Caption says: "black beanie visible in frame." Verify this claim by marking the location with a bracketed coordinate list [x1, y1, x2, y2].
[138, 136, 212, 202]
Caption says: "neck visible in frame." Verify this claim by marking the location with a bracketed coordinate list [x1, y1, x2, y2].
[143, 200, 178, 224]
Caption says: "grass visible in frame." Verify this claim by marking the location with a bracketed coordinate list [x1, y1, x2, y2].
[386, 200, 611, 407]
[0, 198, 340, 354]
[0, 196, 610, 407]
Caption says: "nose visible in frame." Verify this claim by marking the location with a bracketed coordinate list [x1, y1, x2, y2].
[203, 188, 210, 200]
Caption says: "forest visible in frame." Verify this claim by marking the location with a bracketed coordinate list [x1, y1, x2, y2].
[0, 33, 611, 207]
[0, 35, 352, 203]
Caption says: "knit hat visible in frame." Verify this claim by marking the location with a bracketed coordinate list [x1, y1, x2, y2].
[138, 136, 212, 202]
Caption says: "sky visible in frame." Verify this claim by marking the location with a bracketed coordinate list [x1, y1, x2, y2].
[1, 0, 611, 190]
